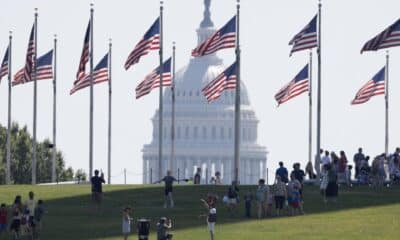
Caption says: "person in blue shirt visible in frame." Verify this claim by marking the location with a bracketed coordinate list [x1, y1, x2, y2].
[275, 162, 288, 183]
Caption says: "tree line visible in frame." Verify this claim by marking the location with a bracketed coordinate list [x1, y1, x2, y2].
[0, 123, 86, 184]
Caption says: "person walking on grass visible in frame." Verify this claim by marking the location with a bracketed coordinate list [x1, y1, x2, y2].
[91, 169, 106, 212]
[199, 198, 217, 240]
[25, 191, 36, 236]
[122, 207, 133, 240]
[10, 196, 22, 240]
[273, 176, 287, 217]
[255, 179, 268, 219]
[156, 171, 179, 208]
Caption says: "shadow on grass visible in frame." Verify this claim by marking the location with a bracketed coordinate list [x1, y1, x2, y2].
[2, 184, 399, 239]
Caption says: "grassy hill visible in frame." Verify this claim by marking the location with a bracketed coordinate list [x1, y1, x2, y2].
[0, 184, 399, 240]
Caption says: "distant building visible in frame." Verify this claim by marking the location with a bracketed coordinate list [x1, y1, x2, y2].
[142, 0, 267, 184]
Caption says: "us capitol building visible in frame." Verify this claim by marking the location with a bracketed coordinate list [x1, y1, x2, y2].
[142, 0, 267, 184]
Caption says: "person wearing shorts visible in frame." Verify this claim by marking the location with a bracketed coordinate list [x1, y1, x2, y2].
[200, 198, 216, 240]
[273, 176, 287, 216]
[157, 171, 178, 208]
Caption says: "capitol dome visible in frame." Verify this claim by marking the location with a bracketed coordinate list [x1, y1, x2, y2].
[142, 0, 267, 184]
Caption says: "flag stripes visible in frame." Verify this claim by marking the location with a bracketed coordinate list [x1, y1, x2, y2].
[202, 61, 237, 102]
[192, 16, 236, 57]
[125, 18, 160, 70]
[361, 19, 400, 53]
[36, 50, 53, 80]
[0, 46, 9, 81]
[289, 15, 317, 55]
[351, 67, 385, 105]
[71, 53, 109, 95]
[13, 25, 35, 86]
[75, 22, 90, 84]
[136, 58, 171, 99]
[275, 64, 309, 105]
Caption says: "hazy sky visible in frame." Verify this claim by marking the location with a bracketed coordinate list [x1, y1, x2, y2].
[1, 0, 400, 184]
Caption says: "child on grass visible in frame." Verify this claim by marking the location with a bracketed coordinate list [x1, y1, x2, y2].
[200, 198, 216, 240]
[122, 207, 133, 240]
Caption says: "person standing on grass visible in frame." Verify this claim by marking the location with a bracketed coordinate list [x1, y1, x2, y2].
[122, 207, 133, 240]
[275, 162, 288, 183]
[243, 191, 253, 218]
[156, 170, 179, 208]
[338, 151, 348, 184]
[227, 181, 239, 215]
[291, 163, 305, 200]
[273, 176, 287, 217]
[157, 217, 173, 240]
[0, 203, 7, 236]
[10, 196, 22, 240]
[320, 164, 329, 202]
[353, 147, 365, 179]
[199, 198, 217, 240]
[33, 199, 45, 238]
[288, 173, 304, 215]
[194, 167, 202, 184]
[255, 179, 268, 219]
[91, 169, 106, 211]
[325, 163, 338, 203]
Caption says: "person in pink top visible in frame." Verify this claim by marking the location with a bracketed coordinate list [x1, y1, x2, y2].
[338, 151, 348, 184]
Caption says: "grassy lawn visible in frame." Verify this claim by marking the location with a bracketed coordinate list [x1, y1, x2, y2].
[0, 184, 399, 239]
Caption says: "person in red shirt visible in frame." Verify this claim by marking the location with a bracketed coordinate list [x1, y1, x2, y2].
[0, 203, 8, 236]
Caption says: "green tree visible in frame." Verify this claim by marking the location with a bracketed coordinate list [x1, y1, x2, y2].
[0, 122, 75, 184]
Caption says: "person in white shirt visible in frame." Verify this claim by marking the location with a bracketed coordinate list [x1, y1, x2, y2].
[321, 151, 331, 167]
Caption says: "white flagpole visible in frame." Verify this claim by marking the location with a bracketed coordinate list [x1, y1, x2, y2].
[158, 1, 164, 179]
[385, 51, 389, 158]
[51, 35, 57, 182]
[107, 38, 112, 184]
[308, 51, 313, 166]
[170, 42, 176, 175]
[32, 8, 38, 185]
[6, 31, 12, 184]
[316, 0, 322, 180]
[234, 0, 241, 183]
[89, 3, 94, 177]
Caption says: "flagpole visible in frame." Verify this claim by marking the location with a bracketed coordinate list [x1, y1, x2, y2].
[385, 51, 389, 158]
[51, 34, 57, 183]
[170, 41, 176, 175]
[107, 38, 112, 184]
[308, 51, 313, 166]
[158, 1, 164, 179]
[89, 3, 94, 177]
[316, 0, 322, 180]
[32, 8, 38, 185]
[234, 0, 241, 183]
[6, 31, 12, 184]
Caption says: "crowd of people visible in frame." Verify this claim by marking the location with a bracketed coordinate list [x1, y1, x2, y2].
[0, 191, 45, 240]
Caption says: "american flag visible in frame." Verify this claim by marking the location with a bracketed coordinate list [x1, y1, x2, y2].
[275, 64, 309, 105]
[351, 67, 385, 105]
[13, 25, 35, 86]
[124, 18, 160, 70]
[0, 45, 9, 81]
[36, 50, 53, 81]
[70, 53, 109, 95]
[361, 19, 400, 53]
[202, 61, 237, 102]
[136, 57, 171, 99]
[192, 15, 236, 57]
[75, 22, 90, 84]
[289, 15, 317, 56]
